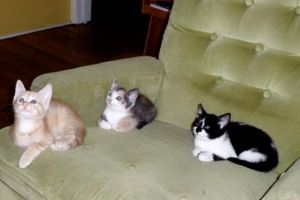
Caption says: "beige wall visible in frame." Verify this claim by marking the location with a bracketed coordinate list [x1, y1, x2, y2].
[0, 0, 70, 37]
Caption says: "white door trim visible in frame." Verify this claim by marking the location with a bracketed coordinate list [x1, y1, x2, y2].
[71, 0, 92, 24]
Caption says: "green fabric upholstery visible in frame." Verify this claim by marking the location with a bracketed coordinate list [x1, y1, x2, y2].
[0, 180, 24, 200]
[158, 0, 300, 173]
[0, 123, 277, 200]
[262, 158, 300, 200]
[1, 0, 300, 199]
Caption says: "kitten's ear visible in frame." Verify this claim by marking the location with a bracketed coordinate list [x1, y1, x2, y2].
[197, 103, 207, 116]
[126, 88, 139, 106]
[38, 84, 53, 109]
[13, 80, 26, 102]
[218, 113, 231, 129]
[111, 79, 119, 90]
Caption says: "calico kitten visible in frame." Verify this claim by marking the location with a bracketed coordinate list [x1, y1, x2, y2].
[191, 104, 278, 172]
[97, 79, 157, 132]
[10, 80, 86, 168]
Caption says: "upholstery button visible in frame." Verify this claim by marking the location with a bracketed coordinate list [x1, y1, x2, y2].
[255, 43, 264, 52]
[296, 7, 300, 15]
[245, 0, 254, 7]
[94, 88, 102, 98]
[83, 144, 92, 149]
[279, 172, 286, 178]
[210, 33, 218, 41]
[130, 79, 137, 85]
[127, 164, 136, 170]
[263, 90, 272, 98]
[216, 76, 224, 85]
[179, 194, 189, 200]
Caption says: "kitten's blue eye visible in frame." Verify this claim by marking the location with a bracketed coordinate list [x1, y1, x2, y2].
[204, 126, 210, 129]
[116, 96, 122, 101]
[30, 100, 37, 104]
[18, 98, 24, 103]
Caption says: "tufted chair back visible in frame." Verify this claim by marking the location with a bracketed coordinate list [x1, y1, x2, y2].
[156, 0, 300, 173]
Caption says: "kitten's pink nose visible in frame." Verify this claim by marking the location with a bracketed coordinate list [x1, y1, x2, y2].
[22, 102, 29, 109]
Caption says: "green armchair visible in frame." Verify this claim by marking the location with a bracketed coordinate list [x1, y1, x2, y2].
[1, 0, 300, 199]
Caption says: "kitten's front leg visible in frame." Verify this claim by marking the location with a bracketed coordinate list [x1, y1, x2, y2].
[193, 147, 213, 161]
[98, 119, 112, 130]
[193, 147, 203, 157]
[197, 151, 214, 162]
[19, 143, 47, 168]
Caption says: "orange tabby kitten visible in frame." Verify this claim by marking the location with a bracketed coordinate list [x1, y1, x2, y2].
[10, 80, 86, 168]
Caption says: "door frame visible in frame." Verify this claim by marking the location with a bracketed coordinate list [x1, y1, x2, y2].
[71, 0, 92, 24]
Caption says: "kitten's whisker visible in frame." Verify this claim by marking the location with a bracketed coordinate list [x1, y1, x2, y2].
[0, 103, 14, 118]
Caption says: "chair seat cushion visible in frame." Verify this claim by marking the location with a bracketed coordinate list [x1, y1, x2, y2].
[0, 180, 24, 200]
[0, 122, 277, 200]
[262, 158, 300, 200]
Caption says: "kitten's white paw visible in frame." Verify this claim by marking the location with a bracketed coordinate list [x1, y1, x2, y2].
[98, 120, 112, 130]
[193, 148, 202, 157]
[51, 142, 70, 151]
[197, 151, 214, 162]
[50, 135, 71, 151]
[19, 155, 32, 168]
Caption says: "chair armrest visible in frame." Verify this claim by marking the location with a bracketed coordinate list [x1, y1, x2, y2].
[262, 157, 300, 200]
[31, 56, 164, 126]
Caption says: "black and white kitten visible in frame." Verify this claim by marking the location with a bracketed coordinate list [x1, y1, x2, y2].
[191, 104, 278, 172]
[97, 79, 157, 132]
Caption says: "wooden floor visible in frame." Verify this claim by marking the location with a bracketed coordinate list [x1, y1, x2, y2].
[0, 18, 148, 128]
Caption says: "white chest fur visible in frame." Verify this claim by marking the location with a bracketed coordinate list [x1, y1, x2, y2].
[14, 119, 41, 147]
[194, 134, 237, 159]
[16, 118, 38, 134]
[103, 107, 129, 125]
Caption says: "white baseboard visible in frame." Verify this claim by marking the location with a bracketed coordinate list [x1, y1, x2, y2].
[0, 23, 72, 40]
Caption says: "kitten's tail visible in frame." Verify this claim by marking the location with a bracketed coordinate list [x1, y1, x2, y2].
[227, 151, 278, 172]
[136, 121, 148, 129]
[69, 127, 86, 149]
